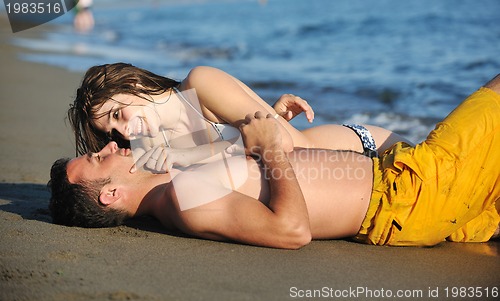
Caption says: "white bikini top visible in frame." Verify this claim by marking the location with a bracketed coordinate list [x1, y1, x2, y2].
[173, 87, 240, 142]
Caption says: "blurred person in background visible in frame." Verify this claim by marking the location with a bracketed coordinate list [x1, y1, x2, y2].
[73, 0, 94, 33]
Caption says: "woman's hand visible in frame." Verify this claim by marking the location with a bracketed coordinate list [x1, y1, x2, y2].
[130, 139, 242, 173]
[273, 94, 314, 123]
[130, 144, 191, 173]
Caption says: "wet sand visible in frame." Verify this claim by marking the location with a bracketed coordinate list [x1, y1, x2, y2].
[0, 17, 499, 301]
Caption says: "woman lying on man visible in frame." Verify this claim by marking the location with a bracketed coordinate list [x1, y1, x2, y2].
[69, 63, 411, 172]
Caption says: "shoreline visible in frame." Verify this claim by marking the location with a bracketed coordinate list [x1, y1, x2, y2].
[1, 11, 499, 301]
[0, 15, 81, 184]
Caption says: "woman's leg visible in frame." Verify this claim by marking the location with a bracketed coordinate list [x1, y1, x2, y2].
[300, 124, 412, 154]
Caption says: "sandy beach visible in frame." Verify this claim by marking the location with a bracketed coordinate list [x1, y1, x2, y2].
[1, 15, 499, 301]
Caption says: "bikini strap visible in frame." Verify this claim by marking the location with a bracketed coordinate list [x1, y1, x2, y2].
[173, 87, 224, 140]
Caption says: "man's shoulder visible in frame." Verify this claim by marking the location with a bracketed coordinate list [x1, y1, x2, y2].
[168, 168, 234, 212]
[164, 179, 234, 242]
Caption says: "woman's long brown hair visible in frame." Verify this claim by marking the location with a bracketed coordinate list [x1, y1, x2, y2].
[68, 63, 180, 155]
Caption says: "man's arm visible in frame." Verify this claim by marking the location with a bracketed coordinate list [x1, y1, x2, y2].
[239, 111, 312, 245]
[170, 112, 311, 249]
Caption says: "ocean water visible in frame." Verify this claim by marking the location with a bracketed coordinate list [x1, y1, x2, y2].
[9, 0, 500, 142]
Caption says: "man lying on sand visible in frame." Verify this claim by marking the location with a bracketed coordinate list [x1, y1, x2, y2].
[48, 75, 500, 249]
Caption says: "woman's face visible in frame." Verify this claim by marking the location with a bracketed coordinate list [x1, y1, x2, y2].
[92, 94, 161, 140]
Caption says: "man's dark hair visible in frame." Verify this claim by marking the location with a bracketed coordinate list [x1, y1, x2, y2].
[48, 158, 128, 227]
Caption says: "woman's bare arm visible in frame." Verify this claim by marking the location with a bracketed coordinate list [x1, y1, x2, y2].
[182, 66, 304, 151]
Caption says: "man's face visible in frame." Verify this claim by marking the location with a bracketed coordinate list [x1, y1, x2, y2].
[67, 141, 134, 184]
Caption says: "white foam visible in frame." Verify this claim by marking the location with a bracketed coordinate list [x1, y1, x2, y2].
[344, 112, 435, 144]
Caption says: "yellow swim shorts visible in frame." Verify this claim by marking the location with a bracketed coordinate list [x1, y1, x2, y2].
[354, 87, 500, 246]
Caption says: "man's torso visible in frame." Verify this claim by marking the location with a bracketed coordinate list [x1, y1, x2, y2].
[166, 149, 374, 239]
